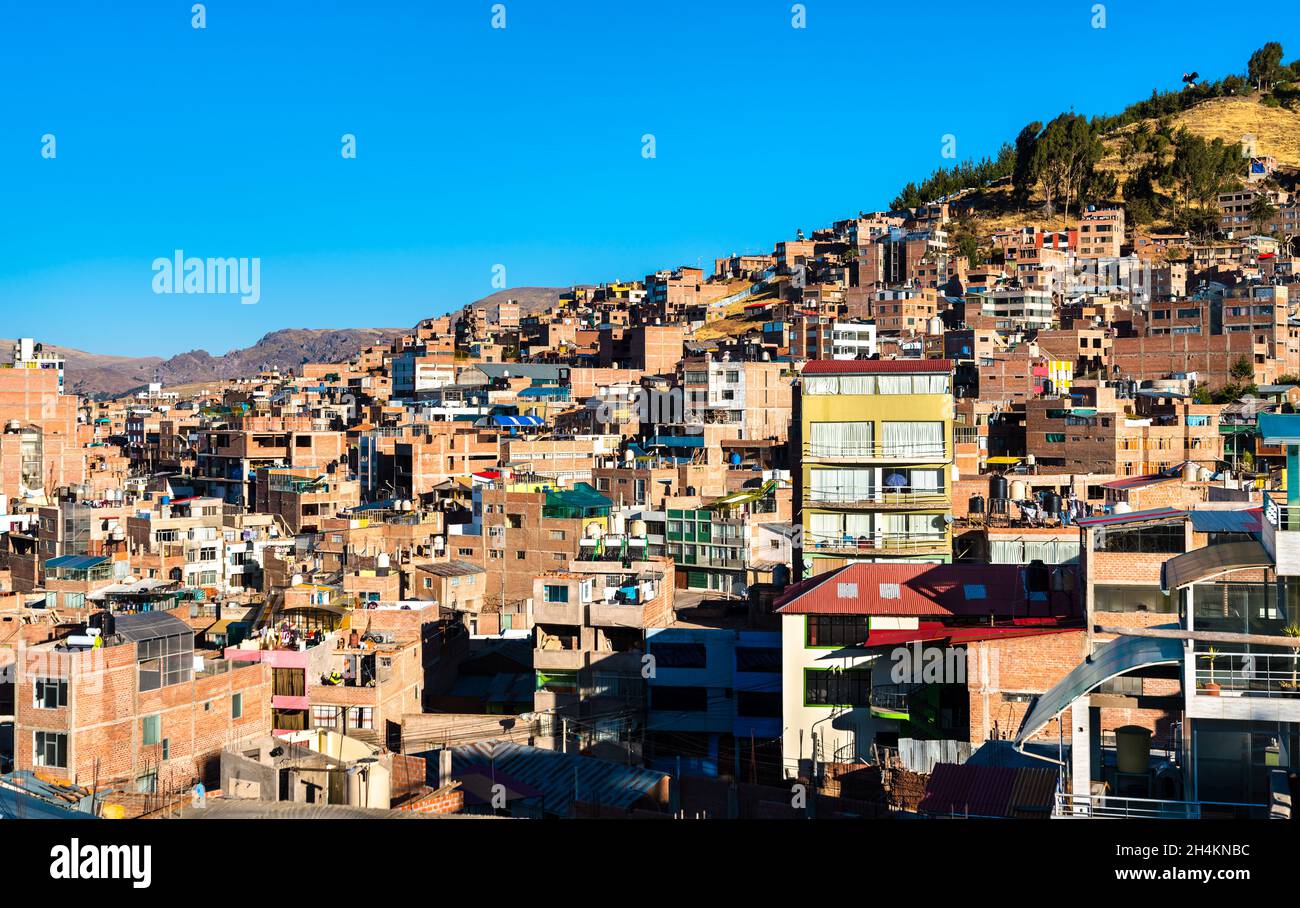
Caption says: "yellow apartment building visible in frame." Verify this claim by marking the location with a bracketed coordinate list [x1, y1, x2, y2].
[796, 359, 955, 575]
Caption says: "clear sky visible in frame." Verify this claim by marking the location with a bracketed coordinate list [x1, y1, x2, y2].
[0, 0, 1296, 356]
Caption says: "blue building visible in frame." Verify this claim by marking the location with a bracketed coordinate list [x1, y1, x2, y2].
[643, 626, 781, 780]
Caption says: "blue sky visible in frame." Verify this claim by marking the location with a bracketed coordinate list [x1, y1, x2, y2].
[0, 0, 1295, 356]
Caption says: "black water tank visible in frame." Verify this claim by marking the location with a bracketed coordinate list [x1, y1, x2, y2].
[989, 474, 1008, 501]
[1027, 559, 1050, 593]
[968, 494, 985, 515]
[88, 610, 116, 637]
[1043, 492, 1062, 517]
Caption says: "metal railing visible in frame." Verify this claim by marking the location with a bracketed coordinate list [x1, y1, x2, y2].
[1193, 650, 1300, 697]
[806, 532, 949, 553]
[807, 487, 948, 508]
[1265, 492, 1300, 532]
[804, 442, 949, 461]
[1054, 792, 1264, 819]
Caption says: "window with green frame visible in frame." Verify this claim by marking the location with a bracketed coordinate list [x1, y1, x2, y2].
[142, 714, 161, 746]
[804, 668, 872, 707]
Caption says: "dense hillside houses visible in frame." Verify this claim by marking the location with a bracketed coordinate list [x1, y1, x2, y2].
[7, 55, 1300, 822]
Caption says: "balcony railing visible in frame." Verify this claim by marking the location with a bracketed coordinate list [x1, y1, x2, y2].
[807, 487, 949, 509]
[1264, 492, 1300, 532]
[804, 442, 948, 462]
[805, 532, 949, 554]
[1193, 650, 1300, 698]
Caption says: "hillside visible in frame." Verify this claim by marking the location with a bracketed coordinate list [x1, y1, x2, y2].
[0, 328, 408, 399]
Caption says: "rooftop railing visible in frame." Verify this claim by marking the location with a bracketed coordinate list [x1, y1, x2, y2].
[1193, 650, 1300, 698]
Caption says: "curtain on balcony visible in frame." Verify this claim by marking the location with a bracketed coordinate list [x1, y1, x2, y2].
[810, 421, 873, 452]
[882, 421, 943, 457]
[810, 468, 874, 501]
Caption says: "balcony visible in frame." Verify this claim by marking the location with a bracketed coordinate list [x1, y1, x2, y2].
[588, 602, 647, 629]
[534, 647, 587, 671]
[1186, 649, 1300, 723]
[1262, 492, 1300, 576]
[806, 487, 949, 510]
[803, 441, 949, 465]
[533, 600, 582, 626]
[805, 532, 950, 556]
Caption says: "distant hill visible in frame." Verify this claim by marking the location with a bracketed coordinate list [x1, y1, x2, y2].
[470, 286, 569, 316]
[6, 287, 572, 399]
[1, 328, 407, 399]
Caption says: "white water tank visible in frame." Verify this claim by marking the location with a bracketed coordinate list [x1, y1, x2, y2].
[376, 552, 391, 570]
[1113, 502, 1132, 515]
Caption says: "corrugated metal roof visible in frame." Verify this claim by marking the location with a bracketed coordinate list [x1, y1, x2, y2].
[44, 554, 108, 571]
[1161, 539, 1271, 594]
[449, 741, 667, 816]
[774, 563, 1078, 619]
[919, 763, 1037, 818]
[1189, 508, 1261, 534]
[1258, 412, 1300, 444]
[801, 358, 952, 375]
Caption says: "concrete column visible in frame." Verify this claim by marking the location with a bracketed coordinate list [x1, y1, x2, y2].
[1070, 695, 1091, 808]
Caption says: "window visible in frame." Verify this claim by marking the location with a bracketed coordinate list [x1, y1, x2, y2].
[650, 686, 708, 712]
[881, 421, 943, 457]
[137, 632, 194, 691]
[312, 705, 343, 728]
[737, 690, 782, 717]
[735, 647, 781, 673]
[809, 421, 873, 455]
[804, 668, 872, 706]
[142, 714, 161, 746]
[347, 707, 374, 730]
[648, 642, 708, 668]
[543, 584, 569, 603]
[273, 667, 306, 697]
[805, 615, 870, 647]
[232, 692, 243, 719]
[33, 731, 68, 768]
[33, 677, 68, 709]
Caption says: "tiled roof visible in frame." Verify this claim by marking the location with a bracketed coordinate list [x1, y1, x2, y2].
[800, 359, 953, 375]
[774, 562, 1076, 618]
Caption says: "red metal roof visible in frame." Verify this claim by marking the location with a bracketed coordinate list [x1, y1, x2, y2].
[863, 621, 1080, 648]
[800, 358, 953, 375]
[774, 562, 1079, 620]
[1074, 506, 1187, 528]
[919, 763, 1057, 818]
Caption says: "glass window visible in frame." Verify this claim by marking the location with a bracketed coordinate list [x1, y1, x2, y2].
[805, 615, 870, 647]
[33, 677, 68, 709]
[34, 731, 68, 768]
[804, 668, 872, 706]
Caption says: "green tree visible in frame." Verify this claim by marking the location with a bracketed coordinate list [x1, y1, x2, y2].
[1230, 355, 1254, 382]
[1011, 121, 1042, 206]
[1248, 193, 1278, 231]
[1029, 113, 1102, 219]
[1248, 42, 1285, 91]
[1168, 130, 1243, 231]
